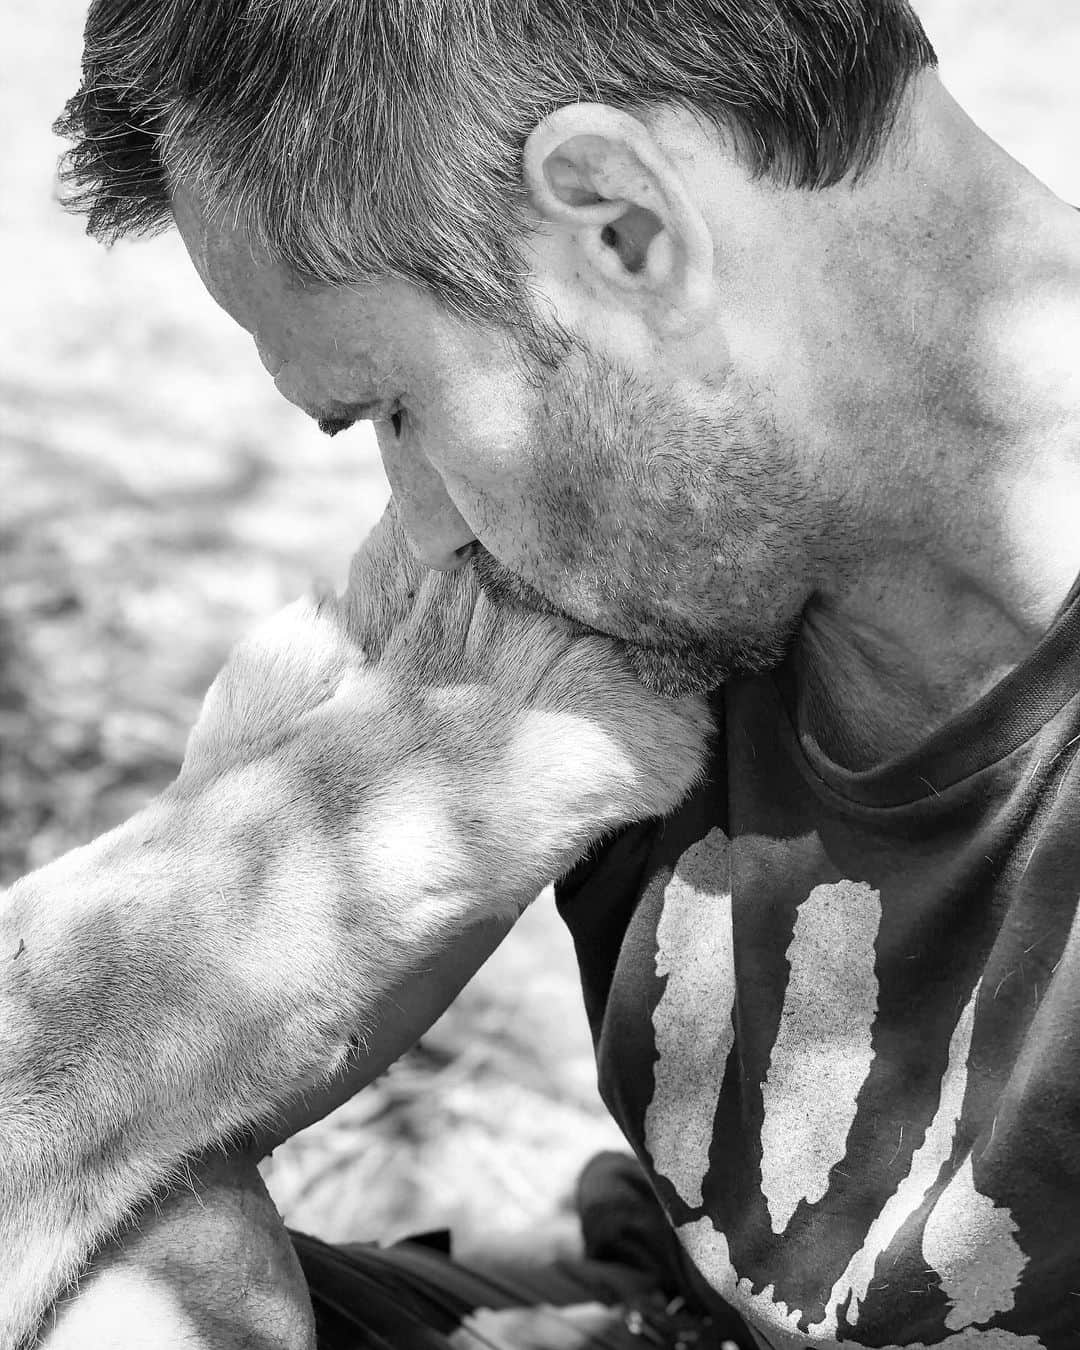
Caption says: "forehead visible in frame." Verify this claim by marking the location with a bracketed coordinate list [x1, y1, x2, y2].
[172, 183, 292, 330]
[169, 184, 532, 428]
[170, 183, 413, 377]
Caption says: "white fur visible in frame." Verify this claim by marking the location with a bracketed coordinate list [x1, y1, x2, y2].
[0, 502, 712, 1347]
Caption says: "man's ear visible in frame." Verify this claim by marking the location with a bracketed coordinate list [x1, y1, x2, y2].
[522, 102, 715, 337]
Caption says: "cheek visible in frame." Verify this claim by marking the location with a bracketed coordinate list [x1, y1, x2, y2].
[426, 407, 543, 551]
[430, 357, 792, 637]
[433, 402, 657, 593]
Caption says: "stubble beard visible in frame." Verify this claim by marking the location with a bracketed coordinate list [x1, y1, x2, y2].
[469, 323, 836, 699]
[459, 315, 858, 696]
[468, 543, 803, 700]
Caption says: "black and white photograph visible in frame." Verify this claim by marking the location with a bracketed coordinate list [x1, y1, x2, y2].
[2, 3, 1079, 1347]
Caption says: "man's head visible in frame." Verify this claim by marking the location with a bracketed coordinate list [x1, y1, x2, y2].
[56, 1, 937, 696]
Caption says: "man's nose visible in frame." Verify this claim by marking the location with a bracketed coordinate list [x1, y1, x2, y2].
[376, 427, 478, 572]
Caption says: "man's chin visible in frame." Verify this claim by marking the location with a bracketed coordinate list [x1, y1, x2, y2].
[623, 642, 727, 699]
[468, 545, 788, 700]
[469, 545, 579, 627]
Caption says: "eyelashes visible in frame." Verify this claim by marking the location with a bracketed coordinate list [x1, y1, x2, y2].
[317, 416, 354, 437]
[316, 402, 403, 438]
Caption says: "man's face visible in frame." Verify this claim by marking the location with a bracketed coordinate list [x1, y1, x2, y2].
[173, 186, 842, 698]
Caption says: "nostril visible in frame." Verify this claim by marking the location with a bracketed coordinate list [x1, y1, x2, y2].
[417, 538, 479, 572]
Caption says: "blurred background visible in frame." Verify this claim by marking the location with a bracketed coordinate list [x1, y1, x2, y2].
[2, 1, 1078, 1260]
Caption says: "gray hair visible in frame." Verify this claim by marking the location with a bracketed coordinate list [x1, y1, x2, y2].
[55, 1, 935, 358]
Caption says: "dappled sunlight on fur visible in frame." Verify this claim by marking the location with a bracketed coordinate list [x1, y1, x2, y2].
[0, 501, 711, 1349]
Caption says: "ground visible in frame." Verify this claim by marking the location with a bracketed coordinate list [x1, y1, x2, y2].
[1, 1, 1078, 1259]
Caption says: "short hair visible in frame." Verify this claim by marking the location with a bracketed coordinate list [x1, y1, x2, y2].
[55, 1, 935, 352]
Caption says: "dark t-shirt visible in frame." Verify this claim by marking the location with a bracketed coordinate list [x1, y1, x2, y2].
[556, 575, 1080, 1350]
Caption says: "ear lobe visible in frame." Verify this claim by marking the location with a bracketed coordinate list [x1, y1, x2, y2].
[523, 102, 715, 335]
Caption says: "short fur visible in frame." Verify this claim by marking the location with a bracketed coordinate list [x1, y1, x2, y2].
[0, 502, 712, 1348]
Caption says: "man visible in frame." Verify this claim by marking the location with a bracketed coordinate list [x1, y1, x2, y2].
[7, 0, 1079, 1345]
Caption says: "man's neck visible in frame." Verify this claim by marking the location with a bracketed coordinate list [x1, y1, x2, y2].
[728, 74, 1080, 768]
[793, 552, 1079, 770]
